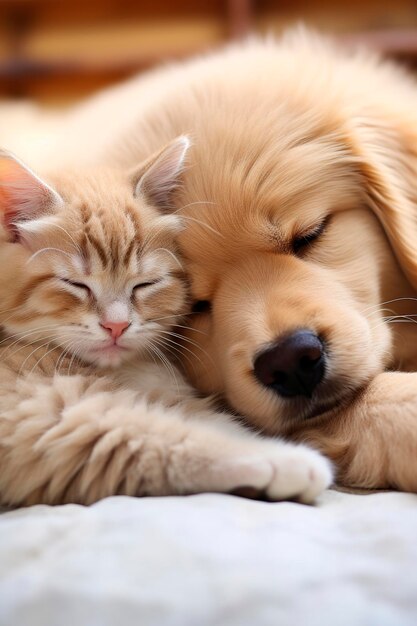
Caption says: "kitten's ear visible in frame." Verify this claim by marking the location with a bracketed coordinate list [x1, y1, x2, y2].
[132, 136, 191, 208]
[0, 149, 62, 240]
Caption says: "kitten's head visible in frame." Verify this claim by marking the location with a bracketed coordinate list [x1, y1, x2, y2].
[0, 137, 190, 368]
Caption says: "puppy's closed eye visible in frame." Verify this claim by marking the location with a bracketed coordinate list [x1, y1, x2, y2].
[292, 217, 329, 255]
[192, 300, 211, 314]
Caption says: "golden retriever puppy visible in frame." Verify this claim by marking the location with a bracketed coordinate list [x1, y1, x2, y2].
[4, 30, 417, 491]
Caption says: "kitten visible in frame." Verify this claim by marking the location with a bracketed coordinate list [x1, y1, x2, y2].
[0, 137, 332, 506]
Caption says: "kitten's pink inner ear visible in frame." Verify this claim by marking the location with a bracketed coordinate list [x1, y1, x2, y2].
[134, 136, 191, 208]
[0, 152, 62, 238]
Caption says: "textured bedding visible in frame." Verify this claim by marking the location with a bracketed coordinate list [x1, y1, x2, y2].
[1, 489, 417, 626]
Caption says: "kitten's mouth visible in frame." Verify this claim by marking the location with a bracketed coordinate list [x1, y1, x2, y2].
[86, 342, 131, 368]
[92, 343, 129, 355]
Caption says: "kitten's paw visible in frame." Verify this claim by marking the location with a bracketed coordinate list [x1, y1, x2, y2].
[265, 445, 333, 503]
[221, 444, 333, 504]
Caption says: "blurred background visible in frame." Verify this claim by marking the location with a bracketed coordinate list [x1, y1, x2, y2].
[1, 0, 417, 106]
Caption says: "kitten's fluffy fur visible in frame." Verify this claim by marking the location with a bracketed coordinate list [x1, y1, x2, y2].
[0, 138, 331, 506]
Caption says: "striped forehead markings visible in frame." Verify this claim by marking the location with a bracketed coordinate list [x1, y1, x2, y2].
[77, 202, 145, 271]
[86, 232, 108, 268]
[80, 226, 141, 272]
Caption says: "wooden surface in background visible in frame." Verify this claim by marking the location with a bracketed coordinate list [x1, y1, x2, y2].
[1, 0, 417, 105]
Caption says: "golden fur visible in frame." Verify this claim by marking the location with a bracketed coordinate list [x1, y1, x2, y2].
[0, 138, 332, 506]
[18, 29, 417, 492]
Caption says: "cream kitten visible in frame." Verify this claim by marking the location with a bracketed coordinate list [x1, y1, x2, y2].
[0, 137, 332, 506]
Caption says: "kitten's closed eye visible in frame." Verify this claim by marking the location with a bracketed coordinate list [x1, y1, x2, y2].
[60, 278, 92, 294]
[133, 279, 161, 290]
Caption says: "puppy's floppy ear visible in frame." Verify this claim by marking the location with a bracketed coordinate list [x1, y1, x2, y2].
[131, 135, 191, 209]
[349, 116, 417, 289]
[0, 149, 63, 241]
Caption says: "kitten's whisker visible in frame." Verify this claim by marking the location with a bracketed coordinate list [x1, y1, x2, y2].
[26, 248, 74, 265]
[0, 326, 61, 358]
[177, 215, 224, 238]
[172, 323, 207, 336]
[385, 316, 417, 326]
[2, 331, 78, 365]
[70, 343, 94, 376]
[143, 343, 159, 371]
[158, 334, 210, 375]
[149, 313, 185, 323]
[141, 201, 223, 253]
[55, 340, 78, 376]
[44, 222, 84, 256]
[161, 342, 199, 380]
[170, 200, 218, 213]
[367, 315, 417, 334]
[65, 342, 84, 377]
[362, 297, 417, 314]
[55, 345, 69, 376]
[152, 248, 183, 270]
[140, 217, 183, 252]
[148, 312, 201, 324]
[0, 304, 22, 314]
[150, 342, 179, 384]
[384, 313, 417, 320]
[363, 307, 396, 319]
[176, 200, 217, 210]
[17, 339, 53, 377]
[140, 200, 218, 250]
[3, 340, 48, 364]
[28, 340, 75, 378]
[0, 324, 62, 348]
[18, 337, 74, 378]
[0, 304, 30, 324]
[157, 329, 215, 365]
[146, 339, 180, 394]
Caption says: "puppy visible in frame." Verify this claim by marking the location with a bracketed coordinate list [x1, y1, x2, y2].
[5, 30, 417, 491]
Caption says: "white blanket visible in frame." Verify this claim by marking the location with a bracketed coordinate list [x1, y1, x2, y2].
[1, 490, 417, 626]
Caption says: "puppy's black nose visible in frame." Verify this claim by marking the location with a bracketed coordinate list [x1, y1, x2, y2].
[253, 330, 325, 398]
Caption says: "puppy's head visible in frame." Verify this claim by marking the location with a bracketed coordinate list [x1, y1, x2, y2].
[168, 41, 417, 434]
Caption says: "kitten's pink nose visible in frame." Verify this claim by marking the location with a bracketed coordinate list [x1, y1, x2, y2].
[101, 320, 130, 340]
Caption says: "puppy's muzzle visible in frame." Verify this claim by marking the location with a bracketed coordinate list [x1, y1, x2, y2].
[253, 330, 325, 398]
